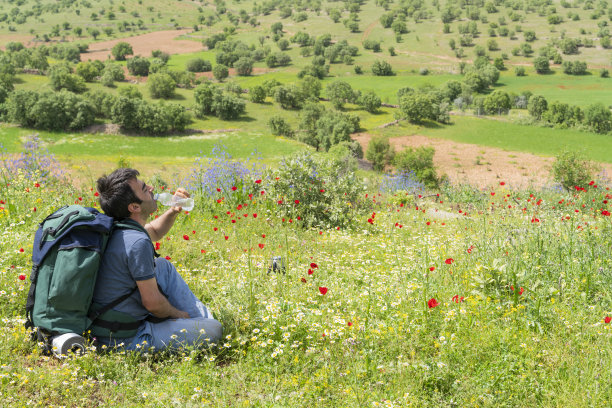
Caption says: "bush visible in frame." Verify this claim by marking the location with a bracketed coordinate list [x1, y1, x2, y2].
[268, 152, 367, 229]
[126, 57, 150, 76]
[5, 89, 95, 131]
[147, 73, 176, 99]
[483, 90, 511, 114]
[274, 85, 303, 109]
[366, 136, 395, 172]
[515, 66, 526, 76]
[315, 111, 360, 151]
[213, 64, 229, 82]
[75, 61, 101, 82]
[326, 80, 357, 109]
[371, 60, 394, 76]
[393, 147, 439, 189]
[185, 58, 212, 72]
[584, 103, 612, 134]
[268, 116, 294, 137]
[358, 91, 382, 113]
[249, 85, 266, 103]
[234, 57, 253, 76]
[111, 42, 133, 61]
[118, 85, 143, 99]
[528, 95, 548, 120]
[193, 83, 246, 120]
[552, 151, 594, 191]
[103, 63, 125, 81]
[48, 64, 87, 93]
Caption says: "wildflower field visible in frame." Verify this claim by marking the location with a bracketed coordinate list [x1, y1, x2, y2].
[0, 140, 611, 407]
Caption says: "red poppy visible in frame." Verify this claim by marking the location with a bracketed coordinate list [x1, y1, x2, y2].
[347, 321, 353, 327]
[19, 248, 24, 253]
[429, 266, 435, 272]
[258, 243, 265, 249]
[301, 277, 307, 283]
[262, 234, 266, 238]
[216, 188, 221, 192]
[94, 192, 99, 197]
[277, 200, 283, 205]
[255, 179, 262, 184]
[320, 189, 325, 193]
[605, 316, 612, 324]
[319, 287, 328, 295]
[310, 263, 318, 269]
[231, 219, 236, 224]
[183, 235, 189, 240]
[213, 227, 218, 231]
[427, 298, 439, 308]
[253, 213, 258, 218]
[445, 258, 454, 265]
[294, 200, 300, 205]
[224, 236, 229, 240]
[237, 204, 243, 210]
[367, 218, 373, 224]
[602, 210, 611, 216]
[231, 186, 237, 191]
[491, 192, 495, 196]
[155, 242, 161, 250]
[201, 249, 206, 253]
[18, 274, 26, 281]
[452, 295, 464, 303]
[165, 256, 171, 260]
[308, 269, 313, 275]
[500, 181, 505, 186]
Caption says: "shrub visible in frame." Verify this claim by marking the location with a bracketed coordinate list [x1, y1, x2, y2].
[483, 90, 511, 114]
[193, 83, 245, 120]
[103, 63, 125, 81]
[274, 85, 303, 109]
[515, 66, 526, 76]
[5, 89, 95, 131]
[234, 57, 253, 76]
[552, 151, 594, 190]
[314, 111, 360, 151]
[48, 64, 87, 93]
[249, 85, 266, 103]
[185, 58, 212, 72]
[527, 95, 548, 120]
[393, 147, 439, 189]
[147, 73, 176, 99]
[584, 103, 612, 134]
[111, 42, 133, 61]
[366, 136, 395, 172]
[213, 64, 229, 82]
[326, 80, 356, 109]
[126, 56, 150, 76]
[358, 91, 382, 113]
[371, 60, 394, 76]
[268, 152, 367, 229]
[75, 61, 101, 82]
[268, 116, 294, 137]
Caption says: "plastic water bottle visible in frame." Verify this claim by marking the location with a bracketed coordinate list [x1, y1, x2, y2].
[154, 192, 194, 211]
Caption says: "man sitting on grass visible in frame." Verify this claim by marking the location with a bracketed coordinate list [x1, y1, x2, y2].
[92, 168, 222, 352]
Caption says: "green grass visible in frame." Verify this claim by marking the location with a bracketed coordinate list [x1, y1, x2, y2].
[380, 115, 612, 164]
[0, 163, 611, 406]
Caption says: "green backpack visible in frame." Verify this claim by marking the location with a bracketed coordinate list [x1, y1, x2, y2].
[25, 205, 155, 353]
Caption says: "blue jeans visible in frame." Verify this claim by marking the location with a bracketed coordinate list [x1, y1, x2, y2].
[124, 258, 222, 352]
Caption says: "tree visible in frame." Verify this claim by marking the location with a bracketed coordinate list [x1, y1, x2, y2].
[371, 60, 393, 76]
[185, 58, 212, 72]
[366, 136, 394, 171]
[213, 64, 229, 82]
[212, 92, 246, 120]
[483, 90, 511, 114]
[194, 83, 216, 116]
[326, 81, 356, 109]
[48, 64, 87, 93]
[126, 57, 150, 76]
[268, 116, 294, 137]
[358, 91, 382, 113]
[274, 85, 303, 109]
[533, 56, 550, 74]
[147, 73, 176, 99]
[111, 96, 141, 129]
[527, 95, 548, 120]
[394, 146, 439, 188]
[315, 111, 360, 151]
[584, 103, 612, 133]
[399, 93, 436, 123]
[111, 42, 133, 61]
[250, 85, 266, 103]
[299, 75, 322, 100]
[234, 57, 253, 76]
[75, 61, 101, 82]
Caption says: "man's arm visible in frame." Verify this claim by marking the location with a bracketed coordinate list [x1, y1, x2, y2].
[145, 188, 189, 242]
[136, 278, 189, 319]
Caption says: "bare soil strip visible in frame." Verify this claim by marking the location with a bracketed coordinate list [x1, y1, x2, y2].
[81, 29, 202, 61]
[352, 133, 612, 189]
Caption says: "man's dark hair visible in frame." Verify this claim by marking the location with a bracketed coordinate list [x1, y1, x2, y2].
[96, 168, 142, 218]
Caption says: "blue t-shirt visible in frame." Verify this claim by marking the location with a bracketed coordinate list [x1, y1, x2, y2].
[92, 227, 155, 321]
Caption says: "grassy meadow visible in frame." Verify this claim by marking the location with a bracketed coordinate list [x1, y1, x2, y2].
[1, 0, 612, 405]
[0, 147, 612, 406]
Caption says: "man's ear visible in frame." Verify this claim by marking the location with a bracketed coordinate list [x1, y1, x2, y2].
[128, 202, 140, 214]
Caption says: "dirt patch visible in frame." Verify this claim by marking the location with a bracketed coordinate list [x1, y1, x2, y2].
[352, 133, 612, 189]
[81, 29, 203, 61]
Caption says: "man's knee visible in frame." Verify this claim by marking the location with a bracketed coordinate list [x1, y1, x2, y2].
[202, 319, 223, 345]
